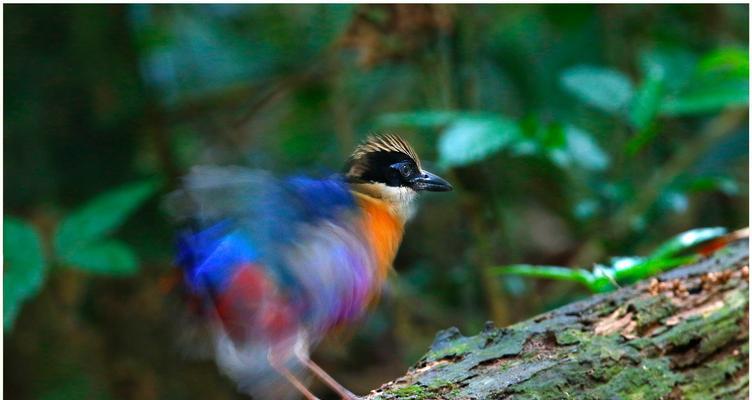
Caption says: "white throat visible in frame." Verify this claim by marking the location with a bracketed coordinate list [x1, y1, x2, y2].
[350, 183, 418, 221]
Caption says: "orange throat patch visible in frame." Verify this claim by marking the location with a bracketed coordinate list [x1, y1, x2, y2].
[353, 193, 406, 291]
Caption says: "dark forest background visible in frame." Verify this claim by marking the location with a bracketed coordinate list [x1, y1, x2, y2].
[4, 4, 748, 399]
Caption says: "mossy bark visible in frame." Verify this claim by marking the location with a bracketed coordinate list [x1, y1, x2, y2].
[366, 240, 749, 400]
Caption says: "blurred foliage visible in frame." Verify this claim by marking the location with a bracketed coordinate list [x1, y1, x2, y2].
[53, 179, 159, 276]
[4, 179, 157, 330]
[492, 226, 727, 292]
[4, 4, 748, 400]
[4, 217, 46, 330]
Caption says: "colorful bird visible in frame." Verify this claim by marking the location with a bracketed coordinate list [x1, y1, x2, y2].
[167, 134, 452, 399]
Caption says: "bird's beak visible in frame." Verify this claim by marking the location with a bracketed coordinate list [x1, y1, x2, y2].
[411, 170, 453, 192]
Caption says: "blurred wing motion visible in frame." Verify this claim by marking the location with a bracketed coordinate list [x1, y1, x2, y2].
[166, 166, 384, 398]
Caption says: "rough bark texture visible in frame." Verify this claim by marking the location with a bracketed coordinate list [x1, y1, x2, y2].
[366, 240, 749, 400]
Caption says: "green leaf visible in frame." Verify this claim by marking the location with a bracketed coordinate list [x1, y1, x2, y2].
[658, 47, 749, 116]
[648, 227, 727, 261]
[614, 256, 697, 284]
[491, 264, 594, 287]
[4, 217, 47, 331]
[697, 47, 749, 78]
[492, 263, 617, 293]
[378, 111, 459, 129]
[437, 115, 521, 168]
[563, 125, 609, 171]
[660, 76, 748, 116]
[628, 75, 664, 133]
[514, 121, 608, 171]
[639, 47, 696, 91]
[560, 65, 634, 114]
[54, 179, 159, 259]
[492, 228, 728, 294]
[63, 241, 138, 276]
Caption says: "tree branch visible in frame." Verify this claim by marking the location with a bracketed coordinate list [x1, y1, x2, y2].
[365, 239, 749, 399]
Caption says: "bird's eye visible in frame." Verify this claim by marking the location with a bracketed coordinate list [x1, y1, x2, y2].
[399, 164, 413, 177]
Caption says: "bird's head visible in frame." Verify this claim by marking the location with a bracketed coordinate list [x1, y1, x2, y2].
[344, 134, 452, 216]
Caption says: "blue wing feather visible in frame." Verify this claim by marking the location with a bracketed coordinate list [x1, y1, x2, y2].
[177, 221, 259, 294]
[170, 167, 358, 296]
[284, 175, 356, 222]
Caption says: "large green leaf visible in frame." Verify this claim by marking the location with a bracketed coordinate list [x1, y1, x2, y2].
[560, 65, 634, 114]
[437, 115, 521, 168]
[660, 76, 748, 116]
[63, 240, 138, 276]
[658, 47, 748, 116]
[54, 179, 158, 259]
[4, 216, 47, 331]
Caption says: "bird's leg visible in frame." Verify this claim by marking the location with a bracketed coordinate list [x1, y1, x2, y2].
[268, 352, 320, 400]
[295, 351, 358, 400]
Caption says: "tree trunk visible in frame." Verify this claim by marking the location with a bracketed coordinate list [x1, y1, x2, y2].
[366, 240, 749, 399]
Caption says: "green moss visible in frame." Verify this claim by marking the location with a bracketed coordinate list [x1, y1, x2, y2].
[555, 329, 583, 345]
[427, 379, 451, 390]
[588, 363, 624, 382]
[586, 358, 682, 400]
[382, 385, 430, 400]
[426, 379, 463, 397]
[591, 301, 619, 317]
[505, 365, 579, 400]
[625, 337, 653, 350]
[629, 295, 677, 329]
[503, 330, 663, 399]
[426, 328, 529, 363]
[426, 341, 472, 360]
[652, 289, 747, 352]
[680, 355, 745, 399]
[699, 317, 742, 356]
[382, 382, 462, 400]
[481, 329, 529, 357]
[712, 372, 748, 399]
[586, 335, 640, 362]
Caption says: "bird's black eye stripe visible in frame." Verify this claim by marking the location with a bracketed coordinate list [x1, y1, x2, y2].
[347, 151, 418, 187]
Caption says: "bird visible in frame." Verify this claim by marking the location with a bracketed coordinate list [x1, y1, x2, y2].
[166, 134, 452, 399]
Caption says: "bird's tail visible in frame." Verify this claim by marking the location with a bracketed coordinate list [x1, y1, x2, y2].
[213, 331, 310, 400]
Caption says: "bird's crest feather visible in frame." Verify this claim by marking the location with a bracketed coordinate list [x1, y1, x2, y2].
[346, 134, 421, 179]
[349, 134, 421, 168]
